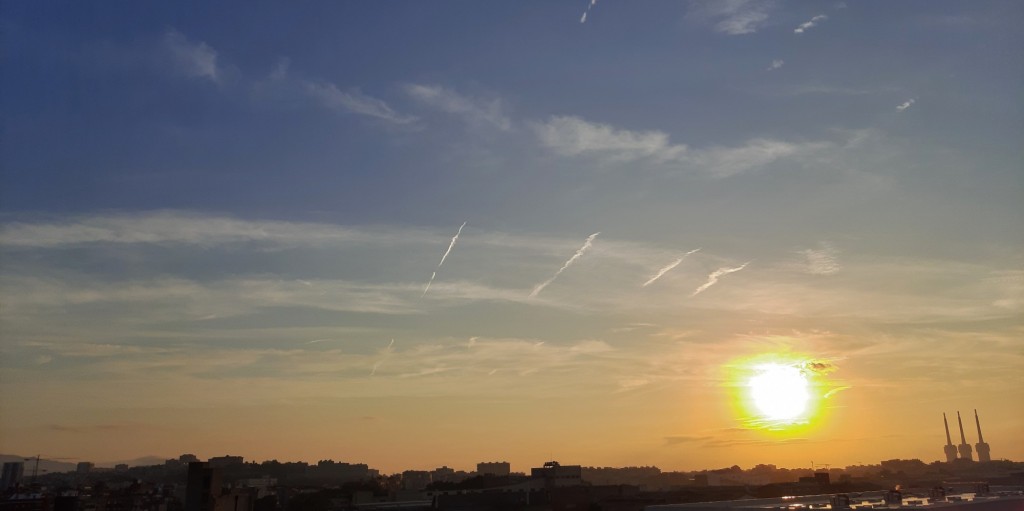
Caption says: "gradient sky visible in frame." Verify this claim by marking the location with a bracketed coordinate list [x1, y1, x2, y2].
[1, 1, 1022, 473]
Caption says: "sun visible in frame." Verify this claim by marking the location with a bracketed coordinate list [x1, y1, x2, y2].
[724, 353, 842, 430]
[748, 363, 810, 422]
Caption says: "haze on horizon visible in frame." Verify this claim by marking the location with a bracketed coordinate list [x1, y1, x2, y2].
[1, 1, 1021, 474]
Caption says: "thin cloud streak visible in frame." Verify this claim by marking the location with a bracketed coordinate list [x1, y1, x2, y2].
[423, 221, 467, 297]
[304, 82, 417, 124]
[896, 98, 916, 111]
[794, 14, 828, 34]
[532, 115, 829, 178]
[691, 262, 750, 297]
[580, 0, 597, 23]
[689, 0, 774, 35]
[642, 248, 701, 287]
[530, 232, 600, 298]
[404, 84, 511, 130]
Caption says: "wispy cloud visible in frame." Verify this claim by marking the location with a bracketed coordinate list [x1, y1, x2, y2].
[800, 242, 840, 275]
[5, 212, 1019, 326]
[163, 30, 220, 83]
[794, 14, 828, 34]
[643, 248, 700, 287]
[304, 82, 417, 124]
[580, 0, 597, 23]
[423, 221, 467, 297]
[530, 232, 600, 298]
[687, 139, 817, 178]
[532, 115, 827, 177]
[405, 84, 510, 130]
[767, 59, 784, 71]
[896, 98, 916, 111]
[691, 262, 750, 297]
[690, 0, 775, 35]
[250, 58, 416, 125]
[533, 116, 686, 162]
[0, 211, 429, 248]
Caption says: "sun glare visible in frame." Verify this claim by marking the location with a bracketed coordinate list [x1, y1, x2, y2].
[749, 363, 809, 421]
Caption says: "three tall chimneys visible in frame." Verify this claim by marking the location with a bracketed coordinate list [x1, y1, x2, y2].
[943, 409, 991, 462]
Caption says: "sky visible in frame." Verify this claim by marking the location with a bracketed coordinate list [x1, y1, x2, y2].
[1, 1, 1022, 473]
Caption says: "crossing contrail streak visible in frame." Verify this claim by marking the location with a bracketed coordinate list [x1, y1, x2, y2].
[691, 262, 750, 297]
[580, 0, 597, 23]
[422, 221, 467, 297]
[642, 248, 701, 287]
[530, 232, 600, 298]
[370, 339, 395, 376]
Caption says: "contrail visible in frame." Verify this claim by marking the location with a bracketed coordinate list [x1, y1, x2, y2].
[422, 221, 467, 297]
[370, 339, 395, 376]
[580, 0, 597, 23]
[642, 248, 701, 287]
[530, 232, 600, 298]
[690, 262, 750, 297]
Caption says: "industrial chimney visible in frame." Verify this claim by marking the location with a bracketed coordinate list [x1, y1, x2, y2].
[956, 411, 974, 461]
[942, 413, 958, 463]
[974, 409, 991, 462]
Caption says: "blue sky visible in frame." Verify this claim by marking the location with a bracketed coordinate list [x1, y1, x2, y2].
[1, 1, 1022, 471]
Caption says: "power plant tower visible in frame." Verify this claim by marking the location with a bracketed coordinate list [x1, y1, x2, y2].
[956, 411, 974, 461]
[942, 413, 958, 463]
[974, 409, 991, 462]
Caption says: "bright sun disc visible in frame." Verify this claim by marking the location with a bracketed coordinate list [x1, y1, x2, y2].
[749, 364, 809, 421]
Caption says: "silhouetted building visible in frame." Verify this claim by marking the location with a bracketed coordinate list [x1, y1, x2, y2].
[476, 461, 510, 477]
[180, 454, 200, 464]
[314, 460, 374, 482]
[974, 409, 992, 462]
[1, 462, 24, 491]
[430, 466, 455, 483]
[215, 489, 255, 511]
[401, 471, 432, 490]
[943, 413, 959, 463]
[186, 462, 223, 511]
[208, 456, 243, 469]
[76, 462, 94, 475]
[531, 461, 582, 488]
[956, 411, 974, 461]
[241, 477, 277, 499]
